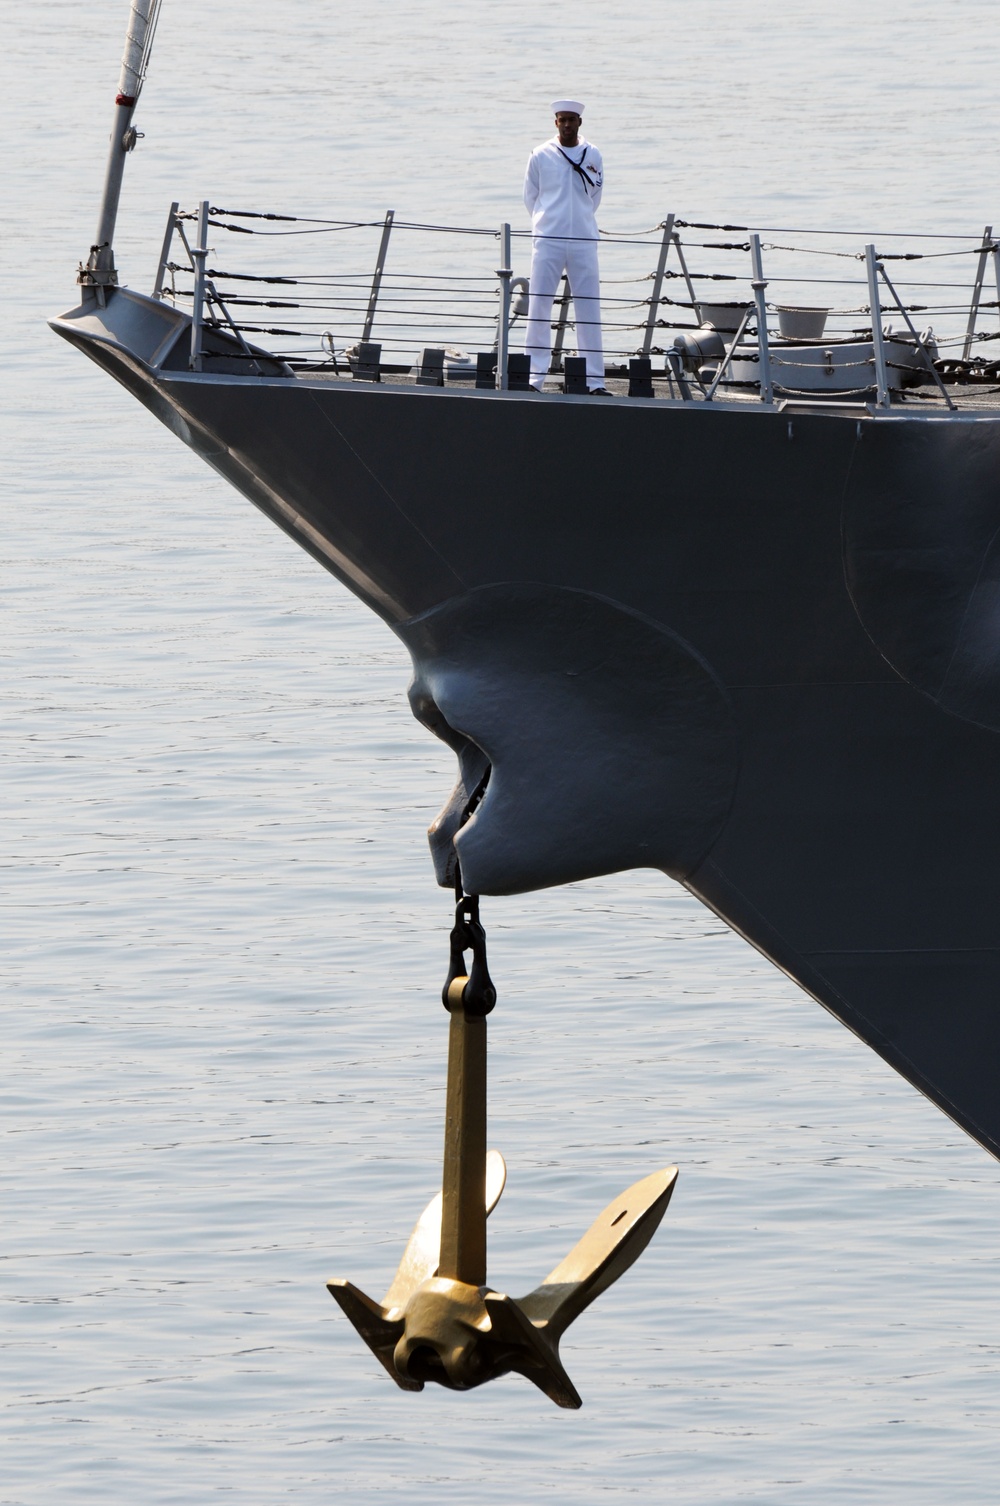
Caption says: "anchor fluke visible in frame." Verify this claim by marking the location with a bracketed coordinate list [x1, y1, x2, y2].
[325, 1279, 413, 1389]
[516, 1165, 679, 1342]
[484, 1163, 680, 1409]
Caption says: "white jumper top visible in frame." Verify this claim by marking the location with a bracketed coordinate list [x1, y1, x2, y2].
[523, 136, 604, 241]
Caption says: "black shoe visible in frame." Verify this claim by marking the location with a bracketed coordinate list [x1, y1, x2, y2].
[589, 387, 611, 396]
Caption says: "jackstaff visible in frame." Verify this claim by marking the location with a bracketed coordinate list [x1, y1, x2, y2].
[80, 0, 164, 297]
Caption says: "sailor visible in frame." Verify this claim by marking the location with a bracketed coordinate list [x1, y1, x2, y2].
[523, 99, 607, 393]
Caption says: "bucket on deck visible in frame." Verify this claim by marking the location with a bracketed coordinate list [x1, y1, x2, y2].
[775, 306, 830, 340]
[696, 302, 752, 334]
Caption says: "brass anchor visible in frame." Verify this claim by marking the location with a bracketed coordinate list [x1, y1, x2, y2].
[328, 894, 678, 1408]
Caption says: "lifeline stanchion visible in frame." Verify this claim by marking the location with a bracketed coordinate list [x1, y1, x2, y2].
[549, 273, 572, 374]
[961, 225, 993, 361]
[189, 200, 209, 373]
[152, 200, 179, 299]
[749, 234, 773, 404]
[327, 894, 679, 1408]
[705, 304, 756, 402]
[361, 208, 395, 345]
[496, 223, 513, 391]
[865, 243, 892, 409]
[876, 261, 957, 411]
[641, 213, 676, 357]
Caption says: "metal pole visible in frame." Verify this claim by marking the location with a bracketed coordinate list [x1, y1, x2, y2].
[865, 244, 892, 409]
[80, 1, 164, 294]
[749, 234, 773, 404]
[992, 240, 1000, 349]
[189, 200, 209, 373]
[173, 217, 196, 268]
[550, 274, 571, 373]
[877, 263, 956, 411]
[152, 200, 179, 298]
[705, 305, 756, 402]
[961, 225, 993, 361]
[86, 101, 137, 292]
[496, 222, 512, 391]
[205, 282, 262, 375]
[641, 214, 676, 356]
[672, 235, 698, 310]
[361, 209, 395, 344]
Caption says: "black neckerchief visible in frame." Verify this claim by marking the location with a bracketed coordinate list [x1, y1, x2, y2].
[556, 144, 597, 196]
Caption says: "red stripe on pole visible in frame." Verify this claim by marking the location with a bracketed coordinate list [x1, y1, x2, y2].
[115, 93, 137, 106]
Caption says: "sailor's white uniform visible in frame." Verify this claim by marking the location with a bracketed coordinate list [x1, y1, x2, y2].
[523, 136, 604, 389]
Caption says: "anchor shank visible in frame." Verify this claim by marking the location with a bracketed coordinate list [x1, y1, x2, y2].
[439, 997, 488, 1285]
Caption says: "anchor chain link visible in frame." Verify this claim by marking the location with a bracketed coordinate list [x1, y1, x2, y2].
[442, 891, 496, 1016]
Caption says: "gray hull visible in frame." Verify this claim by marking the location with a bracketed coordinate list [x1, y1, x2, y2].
[53, 287, 1000, 1161]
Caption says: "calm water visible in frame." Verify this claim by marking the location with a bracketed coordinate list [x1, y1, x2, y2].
[5, 3, 1000, 1501]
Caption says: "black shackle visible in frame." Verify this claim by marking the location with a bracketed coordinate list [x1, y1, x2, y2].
[442, 892, 496, 1016]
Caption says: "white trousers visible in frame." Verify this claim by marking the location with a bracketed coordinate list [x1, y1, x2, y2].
[524, 237, 604, 389]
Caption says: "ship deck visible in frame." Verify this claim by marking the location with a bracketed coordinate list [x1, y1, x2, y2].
[143, 205, 1000, 415]
[297, 366, 1000, 413]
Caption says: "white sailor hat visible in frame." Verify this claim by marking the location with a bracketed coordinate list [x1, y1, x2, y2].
[551, 99, 585, 115]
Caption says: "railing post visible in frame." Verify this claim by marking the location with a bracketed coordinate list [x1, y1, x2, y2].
[865, 243, 892, 409]
[496, 222, 512, 391]
[704, 305, 756, 402]
[877, 261, 956, 411]
[962, 225, 993, 361]
[189, 200, 209, 373]
[672, 234, 698, 310]
[549, 273, 571, 373]
[749, 233, 773, 404]
[361, 209, 395, 345]
[152, 200, 179, 299]
[204, 279, 263, 376]
[641, 214, 676, 356]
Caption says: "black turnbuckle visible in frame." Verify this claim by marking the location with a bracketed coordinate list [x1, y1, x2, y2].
[442, 892, 496, 1016]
